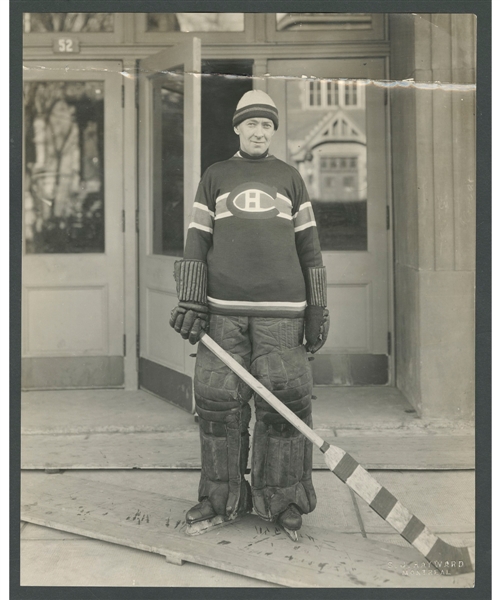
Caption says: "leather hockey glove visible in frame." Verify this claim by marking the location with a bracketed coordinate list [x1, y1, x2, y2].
[304, 266, 330, 354]
[169, 260, 209, 345]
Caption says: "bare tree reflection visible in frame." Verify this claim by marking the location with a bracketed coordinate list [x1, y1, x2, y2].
[24, 81, 105, 253]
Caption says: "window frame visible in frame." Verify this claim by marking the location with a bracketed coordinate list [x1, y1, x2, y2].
[22, 12, 125, 46]
[134, 12, 254, 44]
[265, 13, 387, 43]
[22, 59, 124, 257]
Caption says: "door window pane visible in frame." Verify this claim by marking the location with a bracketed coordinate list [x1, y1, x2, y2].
[201, 60, 253, 173]
[146, 13, 244, 32]
[24, 81, 105, 254]
[152, 70, 184, 256]
[287, 78, 367, 251]
[23, 13, 114, 33]
[276, 13, 372, 32]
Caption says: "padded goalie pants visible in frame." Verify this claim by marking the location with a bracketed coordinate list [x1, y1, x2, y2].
[194, 314, 317, 521]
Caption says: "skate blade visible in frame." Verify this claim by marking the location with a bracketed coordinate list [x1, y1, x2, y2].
[185, 513, 248, 535]
[185, 514, 233, 536]
[283, 527, 299, 541]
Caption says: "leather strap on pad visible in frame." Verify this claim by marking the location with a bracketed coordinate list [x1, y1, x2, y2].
[174, 259, 208, 305]
[306, 266, 327, 307]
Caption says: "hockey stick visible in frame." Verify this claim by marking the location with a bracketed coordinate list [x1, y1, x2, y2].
[200, 333, 475, 576]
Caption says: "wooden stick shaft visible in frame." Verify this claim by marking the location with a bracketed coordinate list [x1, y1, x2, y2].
[200, 334, 325, 449]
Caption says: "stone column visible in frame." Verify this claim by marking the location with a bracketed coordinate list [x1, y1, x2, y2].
[389, 14, 476, 421]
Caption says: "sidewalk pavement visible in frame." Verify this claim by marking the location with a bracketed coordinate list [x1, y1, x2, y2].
[20, 388, 475, 588]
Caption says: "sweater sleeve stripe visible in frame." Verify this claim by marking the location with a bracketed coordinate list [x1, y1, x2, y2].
[294, 220, 317, 233]
[294, 202, 317, 230]
[295, 227, 323, 268]
[190, 204, 214, 231]
[193, 202, 215, 217]
[183, 169, 214, 262]
[188, 222, 213, 235]
[184, 226, 212, 261]
[294, 201, 312, 216]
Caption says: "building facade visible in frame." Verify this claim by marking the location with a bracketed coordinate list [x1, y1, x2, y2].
[21, 12, 476, 421]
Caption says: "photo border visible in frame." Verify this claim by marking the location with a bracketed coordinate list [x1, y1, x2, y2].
[10, 1, 491, 598]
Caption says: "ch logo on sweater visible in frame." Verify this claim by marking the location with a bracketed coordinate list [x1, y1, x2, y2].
[227, 183, 280, 220]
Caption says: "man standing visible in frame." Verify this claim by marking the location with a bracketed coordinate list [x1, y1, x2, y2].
[170, 90, 329, 539]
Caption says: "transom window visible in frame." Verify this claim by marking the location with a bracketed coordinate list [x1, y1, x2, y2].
[23, 13, 385, 45]
[23, 13, 114, 33]
[146, 13, 244, 32]
[306, 81, 362, 109]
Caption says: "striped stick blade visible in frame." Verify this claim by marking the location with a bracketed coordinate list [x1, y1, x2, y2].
[323, 445, 475, 575]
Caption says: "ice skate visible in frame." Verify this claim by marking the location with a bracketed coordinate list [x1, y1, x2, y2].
[185, 496, 252, 536]
[184, 499, 233, 536]
[277, 505, 302, 541]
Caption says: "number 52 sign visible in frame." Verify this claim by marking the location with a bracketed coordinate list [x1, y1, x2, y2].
[52, 38, 80, 53]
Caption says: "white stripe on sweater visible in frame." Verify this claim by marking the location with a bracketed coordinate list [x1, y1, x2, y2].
[215, 193, 230, 204]
[294, 221, 317, 232]
[188, 223, 213, 234]
[293, 202, 312, 218]
[208, 297, 307, 309]
[193, 202, 214, 217]
[276, 192, 292, 207]
[214, 211, 232, 220]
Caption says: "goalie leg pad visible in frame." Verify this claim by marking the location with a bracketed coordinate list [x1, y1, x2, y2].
[194, 314, 253, 518]
[251, 415, 317, 521]
[248, 318, 317, 520]
[197, 407, 252, 518]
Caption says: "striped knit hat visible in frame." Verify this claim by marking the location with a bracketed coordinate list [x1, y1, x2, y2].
[232, 90, 279, 130]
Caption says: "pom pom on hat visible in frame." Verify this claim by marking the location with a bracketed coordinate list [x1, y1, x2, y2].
[233, 90, 279, 130]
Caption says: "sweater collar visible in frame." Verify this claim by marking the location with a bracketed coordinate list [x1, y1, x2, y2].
[236, 149, 269, 160]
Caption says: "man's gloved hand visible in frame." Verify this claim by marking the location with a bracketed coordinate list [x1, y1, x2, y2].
[304, 265, 330, 353]
[170, 302, 209, 345]
[304, 305, 330, 353]
[169, 259, 209, 345]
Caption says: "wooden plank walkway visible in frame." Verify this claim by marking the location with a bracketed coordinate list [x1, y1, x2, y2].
[21, 431, 475, 470]
[21, 472, 473, 588]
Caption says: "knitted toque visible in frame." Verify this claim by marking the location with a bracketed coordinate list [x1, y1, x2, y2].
[232, 90, 279, 130]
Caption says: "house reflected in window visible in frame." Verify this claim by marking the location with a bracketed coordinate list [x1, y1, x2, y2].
[286, 79, 367, 251]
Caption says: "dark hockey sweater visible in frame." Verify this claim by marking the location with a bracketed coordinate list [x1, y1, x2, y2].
[184, 152, 324, 318]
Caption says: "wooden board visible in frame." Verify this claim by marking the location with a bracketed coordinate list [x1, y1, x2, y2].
[329, 434, 474, 470]
[21, 432, 475, 470]
[20, 473, 473, 588]
[21, 431, 201, 470]
[352, 471, 475, 535]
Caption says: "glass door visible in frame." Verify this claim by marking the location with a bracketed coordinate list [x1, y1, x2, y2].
[137, 39, 201, 411]
[22, 61, 125, 388]
[268, 58, 391, 385]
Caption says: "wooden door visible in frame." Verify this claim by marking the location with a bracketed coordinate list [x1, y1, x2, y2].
[22, 61, 125, 388]
[138, 40, 201, 412]
[268, 58, 391, 385]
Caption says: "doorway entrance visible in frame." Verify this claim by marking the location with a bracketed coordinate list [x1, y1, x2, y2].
[22, 61, 125, 389]
[137, 44, 256, 411]
[138, 44, 393, 412]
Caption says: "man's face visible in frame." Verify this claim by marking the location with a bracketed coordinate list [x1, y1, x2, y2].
[234, 117, 276, 156]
